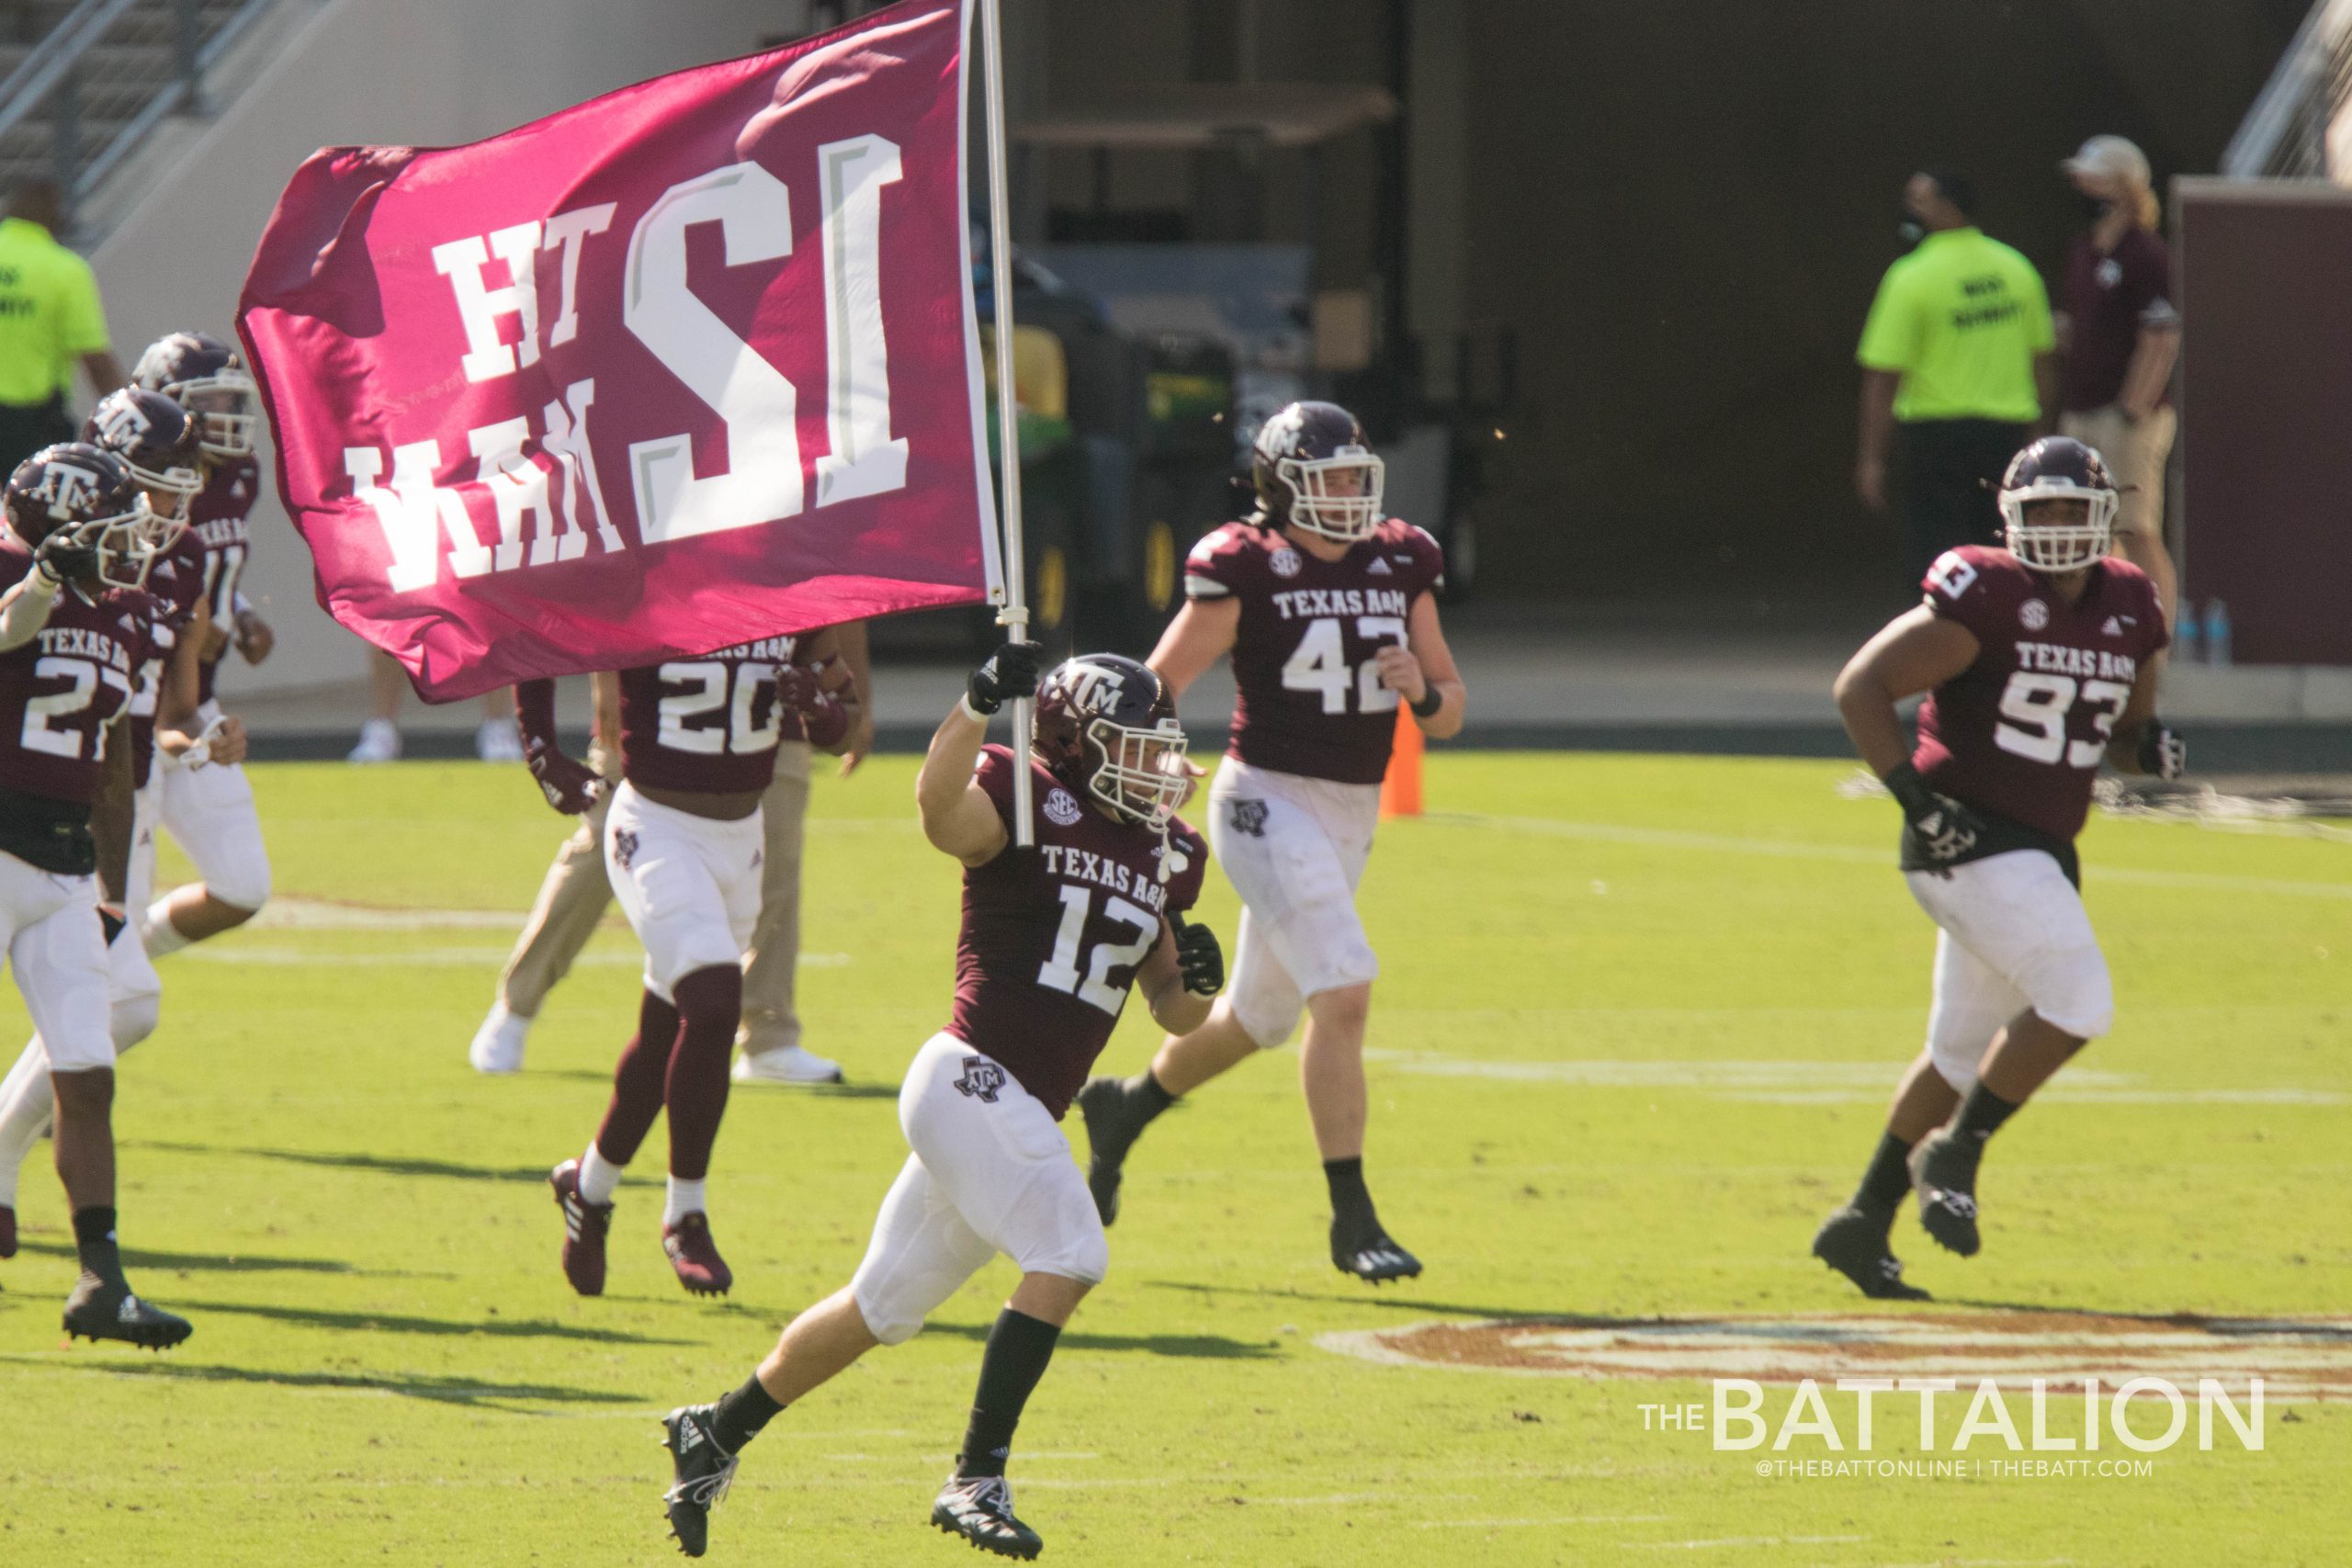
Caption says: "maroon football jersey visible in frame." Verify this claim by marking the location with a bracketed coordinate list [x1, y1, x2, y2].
[1184, 516, 1445, 784]
[188, 455, 258, 706]
[0, 541, 154, 806]
[617, 633, 821, 794]
[1912, 546, 2168, 841]
[127, 529, 210, 789]
[948, 745, 1207, 1119]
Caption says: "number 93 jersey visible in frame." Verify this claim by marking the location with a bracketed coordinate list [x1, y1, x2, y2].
[1913, 546, 2167, 841]
[1185, 517, 1445, 784]
[616, 634, 813, 794]
[950, 745, 1207, 1120]
[0, 540, 154, 807]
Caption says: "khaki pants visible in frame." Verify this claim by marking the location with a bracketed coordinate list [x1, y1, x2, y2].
[2060, 405, 2176, 549]
[498, 740, 812, 1055]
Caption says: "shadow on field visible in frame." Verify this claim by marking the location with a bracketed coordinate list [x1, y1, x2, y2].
[171, 1298, 694, 1345]
[130, 1140, 570, 1185]
[532, 1069, 898, 1101]
[925, 1318, 1278, 1359]
[15, 1358, 639, 1407]
[1143, 1280, 1532, 1320]
[15, 1238, 356, 1275]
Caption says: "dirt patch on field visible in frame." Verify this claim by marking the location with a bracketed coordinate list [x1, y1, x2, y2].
[1318, 1313, 2352, 1398]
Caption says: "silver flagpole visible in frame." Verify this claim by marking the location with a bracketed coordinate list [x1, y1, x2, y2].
[978, 0, 1033, 846]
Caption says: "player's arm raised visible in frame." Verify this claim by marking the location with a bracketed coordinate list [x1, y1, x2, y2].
[1378, 591, 1466, 740]
[1147, 597, 1238, 700]
[916, 641, 1038, 866]
[2105, 661, 2186, 779]
[1137, 909, 1221, 1036]
[1833, 606, 1979, 777]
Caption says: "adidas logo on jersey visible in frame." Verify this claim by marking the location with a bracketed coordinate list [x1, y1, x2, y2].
[1367, 557, 1393, 576]
[2101, 616, 2122, 637]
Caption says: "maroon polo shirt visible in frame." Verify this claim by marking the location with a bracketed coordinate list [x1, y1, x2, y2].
[2060, 227, 2176, 413]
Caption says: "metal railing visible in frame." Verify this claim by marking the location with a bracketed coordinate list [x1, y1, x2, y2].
[2222, 0, 2352, 178]
[0, 0, 276, 230]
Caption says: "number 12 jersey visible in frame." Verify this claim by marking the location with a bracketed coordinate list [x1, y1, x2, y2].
[1184, 517, 1445, 784]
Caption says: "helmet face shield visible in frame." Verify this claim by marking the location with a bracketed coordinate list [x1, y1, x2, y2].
[80, 494, 161, 590]
[1086, 716, 1189, 829]
[174, 374, 260, 458]
[1275, 448, 1384, 543]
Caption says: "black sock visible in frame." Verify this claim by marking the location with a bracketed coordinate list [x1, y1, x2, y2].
[1852, 1133, 1914, 1217]
[72, 1206, 120, 1281]
[1129, 1069, 1175, 1119]
[1954, 1081, 2021, 1145]
[956, 1308, 1062, 1479]
[709, 1373, 786, 1454]
[1324, 1157, 1374, 1228]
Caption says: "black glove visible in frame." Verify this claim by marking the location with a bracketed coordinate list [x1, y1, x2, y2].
[776, 660, 850, 750]
[35, 528, 96, 586]
[1169, 910, 1224, 997]
[2137, 721, 2186, 781]
[526, 733, 600, 815]
[1883, 761, 1985, 865]
[967, 640, 1042, 716]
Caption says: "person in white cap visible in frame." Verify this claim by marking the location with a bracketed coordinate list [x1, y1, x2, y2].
[2056, 135, 2180, 623]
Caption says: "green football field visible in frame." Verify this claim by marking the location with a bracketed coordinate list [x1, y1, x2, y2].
[1, 753, 2346, 1566]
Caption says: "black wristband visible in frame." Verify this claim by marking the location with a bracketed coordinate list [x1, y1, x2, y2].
[1409, 684, 1443, 719]
[1880, 760, 1931, 814]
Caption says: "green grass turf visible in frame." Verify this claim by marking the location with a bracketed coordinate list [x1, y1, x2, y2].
[0, 753, 2346, 1565]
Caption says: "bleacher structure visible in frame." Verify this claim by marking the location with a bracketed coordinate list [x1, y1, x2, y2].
[2223, 0, 2352, 178]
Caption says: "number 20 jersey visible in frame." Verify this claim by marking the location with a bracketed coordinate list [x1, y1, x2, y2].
[616, 634, 813, 795]
[1913, 546, 2166, 842]
[1184, 517, 1445, 785]
[950, 746, 1206, 1120]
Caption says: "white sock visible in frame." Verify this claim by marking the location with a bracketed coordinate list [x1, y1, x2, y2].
[578, 1145, 625, 1206]
[664, 1177, 707, 1226]
[0, 1041, 57, 1209]
[141, 897, 191, 957]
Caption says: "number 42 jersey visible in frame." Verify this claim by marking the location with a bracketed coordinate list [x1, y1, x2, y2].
[1185, 517, 1445, 785]
[1913, 546, 2167, 843]
[949, 746, 1207, 1119]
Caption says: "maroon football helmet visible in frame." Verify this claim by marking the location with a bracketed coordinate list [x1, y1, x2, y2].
[1251, 400, 1384, 543]
[5, 444, 153, 588]
[131, 331, 259, 459]
[82, 387, 201, 536]
[1033, 653, 1188, 829]
[1997, 436, 2117, 574]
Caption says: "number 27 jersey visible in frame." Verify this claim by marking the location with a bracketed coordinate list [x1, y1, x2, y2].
[1914, 546, 2167, 842]
[1185, 518, 1445, 785]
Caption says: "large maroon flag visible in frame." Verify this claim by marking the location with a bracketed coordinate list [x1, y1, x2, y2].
[239, 0, 998, 700]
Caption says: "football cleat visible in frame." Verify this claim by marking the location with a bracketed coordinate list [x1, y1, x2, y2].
[0, 1203, 15, 1259]
[659, 1404, 739, 1558]
[1811, 1205, 1932, 1301]
[931, 1474, 1043, 1561]
[662, 1212, 733, 1297]
[468, 1002, 531, 1074]
[729, 1045, 845, 1087]
[550, 1159, 614, 1296]
[1908, 1129, 1984, 1258]
[475, 717, 525, 763]
[1331, 1219, 1422, 1284]
[1074, 1076, 1148, 1226]
[62, 1274, 192, 1349]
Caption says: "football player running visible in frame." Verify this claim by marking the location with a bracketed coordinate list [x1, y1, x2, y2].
[655, 647, 1219, 1562]
[1076, 401, 1464, 1283]
[0, 397, 238, 1251]
[1813, 436, 2181, 1299]
[520, 633, 853, 1298]
[127, 333, 273, 959]
[0, 445, 190, 1346]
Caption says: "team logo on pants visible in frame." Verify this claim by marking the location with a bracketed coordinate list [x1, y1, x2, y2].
[1227, 798, 1268, 838]
[953, 1057, 1007, 1102]
[612, 829, 639, 870]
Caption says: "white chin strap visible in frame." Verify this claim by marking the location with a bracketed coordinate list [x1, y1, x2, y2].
[1277, 450, 1384, 542]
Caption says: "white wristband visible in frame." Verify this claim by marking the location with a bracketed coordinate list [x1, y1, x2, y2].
[958, 692, 990, 724]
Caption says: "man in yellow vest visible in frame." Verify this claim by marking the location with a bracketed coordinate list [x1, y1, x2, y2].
[1855, 170, 2056, 587]
[0, 180, 122, 467]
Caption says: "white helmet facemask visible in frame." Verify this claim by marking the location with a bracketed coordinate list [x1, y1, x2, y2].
[1276, 447, 1384, 543]
[1999, 482, 2116, 573]
[1086, 716, 1189, 831]
[171, 371, 261, 459]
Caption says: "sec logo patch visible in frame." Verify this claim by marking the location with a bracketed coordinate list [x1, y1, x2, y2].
[1044, 787, 1083, 827]
[1270, 547, 1303, 579]
[2019, 599, 2050, 631]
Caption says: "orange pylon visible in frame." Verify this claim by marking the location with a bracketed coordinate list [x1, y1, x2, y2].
[1380, 705, 1423, 818]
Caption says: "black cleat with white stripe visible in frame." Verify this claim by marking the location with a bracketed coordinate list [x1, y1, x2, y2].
[659, 1404, 739, 1557]
[1811, 1205, 1931, 1301]
[932, 1474, 1043, 1560]
[1907, 1128, 1984, 1258]
[62, 1273, 192, 1349]
[1331, 1216, 1421, 1284]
